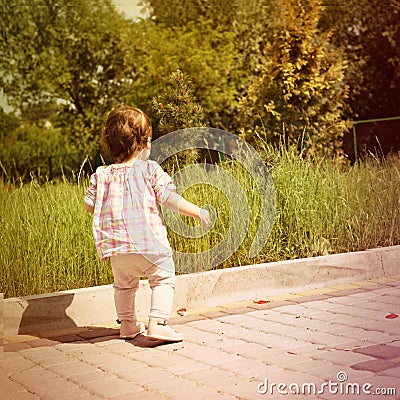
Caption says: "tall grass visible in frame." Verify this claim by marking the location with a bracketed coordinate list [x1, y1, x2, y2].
[0, 179, 112, 298]
[1, 151, 400, 298]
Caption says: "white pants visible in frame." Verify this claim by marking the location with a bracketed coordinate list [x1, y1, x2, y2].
[110, 253, 175, 322]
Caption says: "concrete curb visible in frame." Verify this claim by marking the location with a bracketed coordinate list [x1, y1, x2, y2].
[2, 245, 399, 336]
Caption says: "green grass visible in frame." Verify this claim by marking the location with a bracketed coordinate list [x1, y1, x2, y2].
[1, 151, 400, 298]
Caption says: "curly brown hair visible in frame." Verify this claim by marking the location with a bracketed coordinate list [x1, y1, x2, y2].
[101, 106, 152, 163]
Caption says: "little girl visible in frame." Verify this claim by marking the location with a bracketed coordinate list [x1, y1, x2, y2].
[84, 105, 210, 342]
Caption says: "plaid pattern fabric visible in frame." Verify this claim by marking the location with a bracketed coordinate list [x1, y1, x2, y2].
[84, 160, 175, 259]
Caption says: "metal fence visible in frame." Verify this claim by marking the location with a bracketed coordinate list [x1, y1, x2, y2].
[351, 116, 400, 163]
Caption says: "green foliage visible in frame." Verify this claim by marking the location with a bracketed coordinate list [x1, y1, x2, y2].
[151, 69, 205, 135]
[139, 0, 277, 129]
[125, 19, 237, 130]
[0, 0, 134, 153]
[139, 0, 238, 30]
[0, 123, 75, 181]
[0, 107, 19, 136]
[239, 0, 350, 158]
[321, 0, 400, 120]
[151, 69, 205, 170]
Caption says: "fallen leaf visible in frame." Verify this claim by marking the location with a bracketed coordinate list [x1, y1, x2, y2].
[177, 308, 187, 316]
[253, 300, 270, 304]
[385, 313, 399, 319]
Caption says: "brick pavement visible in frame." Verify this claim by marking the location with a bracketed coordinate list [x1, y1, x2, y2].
[1, 276, 400, 400]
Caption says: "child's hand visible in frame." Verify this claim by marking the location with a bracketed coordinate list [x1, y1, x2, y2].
[199, 208, 211, 229]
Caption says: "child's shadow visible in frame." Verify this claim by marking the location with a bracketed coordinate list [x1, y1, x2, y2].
[15, 293, 170, 349]
[18, 293, 77, 335]
[92, 330, 169, 348]
[126, 334, 170, 348]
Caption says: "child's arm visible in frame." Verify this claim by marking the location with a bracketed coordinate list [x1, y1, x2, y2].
[84, 173, 97, 214]
[84, 202, 94, 214]
[163, 192, 211, 228]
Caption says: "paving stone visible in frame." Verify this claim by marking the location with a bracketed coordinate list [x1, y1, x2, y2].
[354, 300, 400, 313]
[290, 295, 332, 304]
[3, 342, 32, 352]
[223, 341, 281, 360]
[182, 367, 262, 400]
[162, 358, 210, 375]
[18, 345, 62, 360]
[252, 348, 311, 368]
[12, 375, 69, 396]
[322, 323, 360, 335]
[285, 342, 324, 356]
[334, 305, 386, 319]
[77, 327, 120, 340]
[82, 377, 144, 397]
[254, 321, 298, 336]
[362, 374, 400, 395]
[42, 333, 84, 343]
[312, 348, 374, 366]
[219, 306, 254, 315]
[353, 344, 400, 360]
[169, 341, 241, 365]
[217, 313, 271, 329]
[115, 366, 174, 385]
[35, 354, 76, 368]
[0, 374, 29, 396]
[4, 393, 41, 400]
[168, 381, 239, 400]
[173, 324, 243, 348]
[47, 360, 104, 378]
[71, 394, 105, 400]
[351, 359, 400, 373]
[286, 329, 354, 347]
[379, 366, 400, 378]
[111, 391, 169, 400]
[80, 351, 140, 372]
[33, 380, 93, 400]
[0, 355, 38, 375]
[217, 357, 279, 379]
[25, 338, 61, 348]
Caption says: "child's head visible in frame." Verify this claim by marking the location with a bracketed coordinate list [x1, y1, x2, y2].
[102, 106, 152, 163]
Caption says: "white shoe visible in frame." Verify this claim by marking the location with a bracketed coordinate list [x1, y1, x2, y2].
[120, 321, 145, 339]
[147, 318, 183, 342]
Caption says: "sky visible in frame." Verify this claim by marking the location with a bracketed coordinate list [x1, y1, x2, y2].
[113, 0, 148, 20]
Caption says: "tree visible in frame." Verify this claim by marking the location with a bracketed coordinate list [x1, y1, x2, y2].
[138, 0, 278, 131]
[124, 19, 237, 130]
[0, 123, 73, 181]
[139, 0, 237, 30]
[151, 69, 205, 136]
[151, 69, 206, 171]
[0, 0, 136, 154]
[239, 0, 350, 158]
[321, 0, 400, 120]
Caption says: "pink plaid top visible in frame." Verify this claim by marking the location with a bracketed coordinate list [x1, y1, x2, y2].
[84, 160, 175, 260]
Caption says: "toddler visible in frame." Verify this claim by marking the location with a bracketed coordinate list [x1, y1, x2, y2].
[84, 106, 210, 342]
